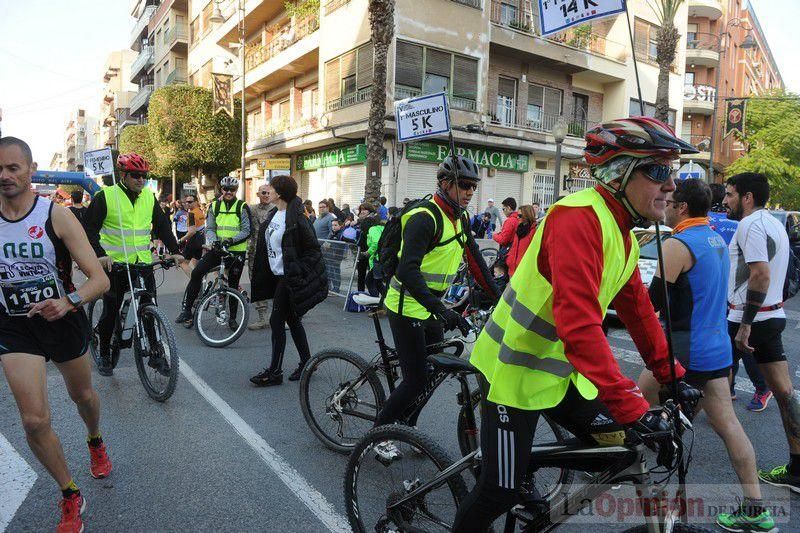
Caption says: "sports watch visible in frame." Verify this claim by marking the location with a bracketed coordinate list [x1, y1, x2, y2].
[67, 292, 83, 308]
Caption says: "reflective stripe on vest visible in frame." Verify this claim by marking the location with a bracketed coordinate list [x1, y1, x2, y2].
[384, 200, 465, 319]
[469, 188, 640, 411]
[213, 200, 247, 252]
[99, 184, 155, 264]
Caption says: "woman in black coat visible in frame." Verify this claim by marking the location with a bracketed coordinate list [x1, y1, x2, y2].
[249, 175, 328, 386]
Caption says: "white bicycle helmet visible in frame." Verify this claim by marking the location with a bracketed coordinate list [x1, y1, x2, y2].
[220, 176, 240, 189]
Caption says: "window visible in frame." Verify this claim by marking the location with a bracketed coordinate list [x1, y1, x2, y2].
[634, 18, 660, 63]
[201, 1, 213, 37]
[301, 86, 318, 119]
[685, 72, 695, 85]
[190, 16, 200, 45]
[686, 23, 697, 45]
[324, 42, 374, 110]
[394, 41, 478, 110]
[496, 77, 517, 126]
[525, 83, 562, 130]
[629, 99, 676, 127]
[500, 2, 518, 25]
[680, 120, 692, 143]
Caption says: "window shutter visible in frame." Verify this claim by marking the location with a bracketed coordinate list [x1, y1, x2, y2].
[325, 58, 340, 102]
[528, 83, 544, 106]
[452, 55, 478, 99]
[543, 87, 562, 115]
[357, 43, 374, 89]
[425, 48, 451, 78]
[498, 77, 516, 99]
[396, 41, 423, 88]
[634, 18, 649, 55]
[341, 51, 357, 78]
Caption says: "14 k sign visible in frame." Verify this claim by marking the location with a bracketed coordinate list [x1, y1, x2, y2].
[538, 0, 625, 37]
[395, 92, 451, 143]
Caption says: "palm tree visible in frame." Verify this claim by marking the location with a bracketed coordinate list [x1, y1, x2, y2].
[364, 0, 395, 206]
[648, 0, 684, 124]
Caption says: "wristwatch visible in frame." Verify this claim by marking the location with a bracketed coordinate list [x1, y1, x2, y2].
[66, 292, 83, 308]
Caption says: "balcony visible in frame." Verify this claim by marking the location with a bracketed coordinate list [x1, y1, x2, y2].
[490, 106, 589, 138]
[326, 86, 371, 112]
[130, 46, 154, 82]
[249, 116, 322, 149]
[117, 109, 138, 129]
[489, 0, 629, 70]
[165, 66, 187, 85]
[685, 33, 720, 66]
[680, 134, 712, 161]
[683, 84, 716, 114]
[130, 84, 154, 114]
[163, 25, 188, 52]
[451, 0, 481, 7]
[688, 0, 723, 20]
[130, 4, 158, 49]
[323, 0, 351, 14]
[395, 85, 478, 112]
[245, 16, 319, 73]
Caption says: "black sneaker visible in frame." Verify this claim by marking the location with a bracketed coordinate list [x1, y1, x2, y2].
[175, 310, 192, 324]
[250, 369, 283, 387]
[758, 464, 800, 494]
[147, 355, 172, 377]
[228, 318, 238, 331]
[97, 340, 113, 377]
[288, 366, 304, 381]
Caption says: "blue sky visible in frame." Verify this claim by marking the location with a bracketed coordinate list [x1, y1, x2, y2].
[0, 0, 797, 167]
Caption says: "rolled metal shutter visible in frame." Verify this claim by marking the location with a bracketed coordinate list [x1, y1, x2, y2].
[339, 164, 366, 208]
[493, 170, 523, 207]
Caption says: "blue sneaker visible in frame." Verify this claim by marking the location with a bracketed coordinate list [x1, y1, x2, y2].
[746, 391, 773, 412]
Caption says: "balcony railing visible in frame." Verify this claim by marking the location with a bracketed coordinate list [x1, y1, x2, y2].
[165, 66, 187, 85]
[452, 0, 481, 8]
[164, 25, 189, 48]
[490, 108, 589, 137]
[395, 85, 477, 111]
[130, 84, 154, 113]
[130, 4, 158, 45]
[489, 0, 627, 62]
[251, 116, 321, 142]
[323, 0, 351, 14]
[130, 46, 154, 80]
[327, 86, 372, 111]
[681, 134, 712, 152]
[686, 32, 720, 52]
[245, 16, 320, 73]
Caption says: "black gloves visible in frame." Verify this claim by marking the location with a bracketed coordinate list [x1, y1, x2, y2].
[438, 308, 471, 335]
[658, 380, 703, 420]
[221, 238, 233, 248]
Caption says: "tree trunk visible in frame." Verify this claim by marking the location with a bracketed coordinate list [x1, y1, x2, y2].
[364, 0, 395, 207]
[654, 21, 680, 124]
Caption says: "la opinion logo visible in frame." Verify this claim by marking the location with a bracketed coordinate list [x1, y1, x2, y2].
[28, 225, 44, 239]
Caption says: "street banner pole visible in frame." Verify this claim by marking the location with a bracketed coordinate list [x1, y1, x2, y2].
[624, 0, 645, 115]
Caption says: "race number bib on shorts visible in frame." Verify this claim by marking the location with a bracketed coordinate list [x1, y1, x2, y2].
[0, 274, 62, 316]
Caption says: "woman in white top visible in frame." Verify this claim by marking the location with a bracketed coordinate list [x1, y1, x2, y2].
[249, 175, 328, 386]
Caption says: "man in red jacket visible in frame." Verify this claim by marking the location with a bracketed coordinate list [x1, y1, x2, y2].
[492, 197, 519, 248]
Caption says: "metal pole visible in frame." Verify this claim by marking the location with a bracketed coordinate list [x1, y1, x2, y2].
[625, 2, 645, 115]
[554, 140, 563, 195]
[172, 169, 176, 201]
[708, 32, 725, 183]
[239, 0, 246, 189]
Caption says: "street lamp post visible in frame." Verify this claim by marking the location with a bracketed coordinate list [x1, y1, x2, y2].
[552, 117, 568, 196]
[708, 18, 756, 183]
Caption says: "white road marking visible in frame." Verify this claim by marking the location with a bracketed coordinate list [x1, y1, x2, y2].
[0, 432, 37, 532]
[179, 360, 350, 533]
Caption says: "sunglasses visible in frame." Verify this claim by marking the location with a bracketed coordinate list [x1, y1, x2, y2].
[222, 186, 238, 192]
[635, 163, 673, 184]
[258, 191, 269, 196]
[457, 181, 478, 191]
[184, 200, 195, 204]
[127, 172, 147, 180]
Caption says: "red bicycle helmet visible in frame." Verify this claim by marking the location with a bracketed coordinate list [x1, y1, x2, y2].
[584, 116, 698, 166]
[117, 153, 150, 173]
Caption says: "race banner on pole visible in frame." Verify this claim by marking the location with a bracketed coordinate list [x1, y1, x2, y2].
[538, 0, 626, 37]
[724, 99, 746, 138]
[212, 73, 234, 118]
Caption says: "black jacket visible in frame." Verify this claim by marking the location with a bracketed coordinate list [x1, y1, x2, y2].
[251, 197, 328, 317]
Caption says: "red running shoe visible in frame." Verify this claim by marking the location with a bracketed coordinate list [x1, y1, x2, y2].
[57, 493, 86, 533]
[89, 442, 113, 479]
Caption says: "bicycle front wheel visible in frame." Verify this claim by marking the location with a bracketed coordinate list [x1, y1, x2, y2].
[345, 425, 469, 533]
[300, 349, 386, 453]
[134, 305, 179, 402]
[195, 288, 249, 348]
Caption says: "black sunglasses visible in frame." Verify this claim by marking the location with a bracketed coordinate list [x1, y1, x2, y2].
[222, 186, 238, 192]
[635, 163, 673, 184]
[127, 172, 147, 180]
[457, 181, 478, 191]
[258, 191, 269, 195]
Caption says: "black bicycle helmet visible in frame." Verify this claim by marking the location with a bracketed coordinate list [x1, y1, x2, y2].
[437, 155, 480, 183]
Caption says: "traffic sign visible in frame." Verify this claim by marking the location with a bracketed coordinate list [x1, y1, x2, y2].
[677, 162, 706, 181]
[395, 92, 451, 143]
[83, 148, 115, 177]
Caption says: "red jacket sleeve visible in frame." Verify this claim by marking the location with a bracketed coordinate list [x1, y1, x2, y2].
[541, 207, 651, 425]
[612, 269, 686, 384]
[492, 213, 519, 246]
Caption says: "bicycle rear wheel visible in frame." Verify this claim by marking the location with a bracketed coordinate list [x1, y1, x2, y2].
[344, 425, 468, 533]
[134, 305, 179, 402]
[195, 287, 249, 347]
[300, 349, 386, 453]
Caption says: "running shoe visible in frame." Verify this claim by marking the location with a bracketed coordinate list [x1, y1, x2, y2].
[746, 391, 773, 412]
[57, 493, 86, 533]
[174, 310, 192, 324]
[288, 366, 304, 382]
[716, 504, 776, 532]
[89, 442, 113, 479]
[758, 464, 800, 493]
[250, 369, 283, 387]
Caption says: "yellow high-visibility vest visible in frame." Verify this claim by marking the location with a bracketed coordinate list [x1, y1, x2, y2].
[99, 184, 155, 264]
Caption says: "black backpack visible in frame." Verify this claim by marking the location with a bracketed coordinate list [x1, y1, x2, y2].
[371, 196, 465, 292]
[784, 247, 800, 301]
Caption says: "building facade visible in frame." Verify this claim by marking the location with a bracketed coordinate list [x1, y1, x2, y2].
[62, 110, 96, 173]
[679, 0, 783, 179]
[96, 50, 139, 148]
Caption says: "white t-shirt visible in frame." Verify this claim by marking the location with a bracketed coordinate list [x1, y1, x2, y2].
[266, 209, 287, 276]
[727, 209, 789, 323]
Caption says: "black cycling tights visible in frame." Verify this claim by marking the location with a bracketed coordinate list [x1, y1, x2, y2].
[374, 311, 444, 427]
[452, 377, 625, 532]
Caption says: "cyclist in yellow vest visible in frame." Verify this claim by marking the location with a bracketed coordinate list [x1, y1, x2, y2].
[175, 176, 252, 329]
[375, 155, 499, 436]
[453, 117, 703, 531]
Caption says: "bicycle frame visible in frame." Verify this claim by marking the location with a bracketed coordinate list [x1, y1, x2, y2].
[111, 263, 165, 351]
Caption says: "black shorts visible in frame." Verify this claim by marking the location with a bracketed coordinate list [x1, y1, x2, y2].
[728, 318, 786, 364]
[683, 366, 731, 389]
[671, 331, 731, 388]
[0, 309, 90, 363]
[182, 230, 205, 261]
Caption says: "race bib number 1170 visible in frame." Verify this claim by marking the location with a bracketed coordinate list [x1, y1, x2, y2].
[0, 274, 61, 316]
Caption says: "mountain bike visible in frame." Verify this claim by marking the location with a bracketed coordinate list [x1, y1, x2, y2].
[87, 260, 179, 402]
[344, 354, 707, 533]
[192, 244, 249, 348]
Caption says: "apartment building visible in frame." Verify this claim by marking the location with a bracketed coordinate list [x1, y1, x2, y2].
[62, 110, 96, 172]
[50, 152, 65, 172]
[96, 50, 139, 148]
[679, 0, 783, 178]
[129, 0, 160, 123]
[193, 0, 687, 207]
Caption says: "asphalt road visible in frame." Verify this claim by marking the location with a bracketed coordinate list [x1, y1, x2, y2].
[2, 269, 799, 532]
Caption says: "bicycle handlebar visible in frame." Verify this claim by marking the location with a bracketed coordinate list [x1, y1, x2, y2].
[109, 258, 176, 273]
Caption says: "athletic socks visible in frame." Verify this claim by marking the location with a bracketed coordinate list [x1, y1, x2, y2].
[87, 433, 103, 448]
[61, 479, 80, 499]
[788, 453, 800, 475]
[742, 497, 764, 518]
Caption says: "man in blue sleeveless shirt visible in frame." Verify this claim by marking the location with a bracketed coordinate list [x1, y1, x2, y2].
[637, 179, 774, 531]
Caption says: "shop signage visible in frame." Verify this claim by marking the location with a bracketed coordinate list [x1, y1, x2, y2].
[296, 144, 367, 171]
[569, 163, 591, 179]
[406, 142, 529, 173]
[258, 158, 292, 170]
[684, 84, 716, 103]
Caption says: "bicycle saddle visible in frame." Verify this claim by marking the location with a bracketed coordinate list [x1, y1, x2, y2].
[352, 293, 381, 307]
[427, 353, 476, 374]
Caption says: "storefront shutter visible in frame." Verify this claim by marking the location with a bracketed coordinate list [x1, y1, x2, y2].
[405, 162, 436, 201]
[493, 170, 523, 208]
[340, 164, 367, 208]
